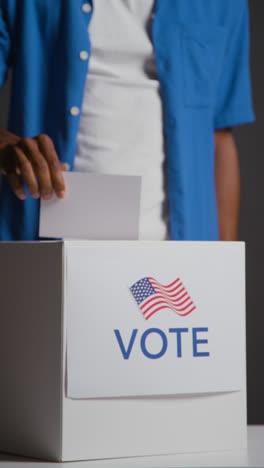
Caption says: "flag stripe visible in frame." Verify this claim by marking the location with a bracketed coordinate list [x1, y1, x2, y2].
[140, 292, 190, 310]
[153, 284, 184, 296]
[149, 278, 183, 294]
[141, 291, 188, 305]
[140, 295, 191, 311]
[149, 280, 182, 294]
[149, 279, 186, 298]
[148, 277, 180, 290]
[142, 299, 194, 315]
[141, 290, 187, 307]
[129, 276, 196, 321]
[145, 304, 196, 320]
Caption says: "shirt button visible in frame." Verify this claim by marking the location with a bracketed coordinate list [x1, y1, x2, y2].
[82, 3, 92, 13]
[79, 50, 89, 61]
[70, 106, 80, 116]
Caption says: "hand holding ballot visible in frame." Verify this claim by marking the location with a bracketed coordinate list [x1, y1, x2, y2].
[0, 130, 68, 201]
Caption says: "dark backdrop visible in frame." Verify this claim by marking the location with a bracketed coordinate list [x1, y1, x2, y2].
[234, 0, 264, 424]
[0, 0, 263, 424]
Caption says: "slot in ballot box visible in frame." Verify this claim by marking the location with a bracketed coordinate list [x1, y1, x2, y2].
[0, 241, 247, 462]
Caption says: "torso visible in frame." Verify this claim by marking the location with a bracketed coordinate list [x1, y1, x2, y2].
[74, 0, 170, 240]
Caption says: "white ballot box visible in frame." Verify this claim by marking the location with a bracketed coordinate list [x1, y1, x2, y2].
[0, 241, 247, 462]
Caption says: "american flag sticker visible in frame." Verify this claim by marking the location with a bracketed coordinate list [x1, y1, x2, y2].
[129, 277, 196, 320]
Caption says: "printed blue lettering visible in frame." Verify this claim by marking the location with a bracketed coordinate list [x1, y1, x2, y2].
[140, 328, 167, 359]
[169, 328, 189, 357]
[192, 328, 210, 357]
[114, 329, 138, 360]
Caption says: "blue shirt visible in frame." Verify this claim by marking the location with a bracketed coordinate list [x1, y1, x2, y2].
[0, 0, 255, 241]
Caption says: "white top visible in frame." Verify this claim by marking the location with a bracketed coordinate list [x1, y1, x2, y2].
[74, 0, 170, 240]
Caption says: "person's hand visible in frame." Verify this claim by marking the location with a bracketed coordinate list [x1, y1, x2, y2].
[0, 133, 69, 200]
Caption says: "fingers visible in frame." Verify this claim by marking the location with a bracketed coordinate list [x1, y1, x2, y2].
[1, 134, 69, 201]
[13, 144, 40, 199]
[61, 162, 70, 172]
[7, 172, 27, 200]
[34, 134, 66, 198]
[0, 145, 33, 200]
[19, 137, 53, 200]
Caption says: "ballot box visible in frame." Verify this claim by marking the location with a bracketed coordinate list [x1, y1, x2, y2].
[0, 241, 247, 462]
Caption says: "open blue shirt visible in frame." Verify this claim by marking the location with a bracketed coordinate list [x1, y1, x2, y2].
[0, 0, 255, 240]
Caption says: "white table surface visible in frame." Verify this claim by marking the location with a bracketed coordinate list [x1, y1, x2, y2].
[0, 426, 263, 468]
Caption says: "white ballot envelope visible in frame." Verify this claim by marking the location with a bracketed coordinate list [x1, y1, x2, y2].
[39, 172, 141, 240]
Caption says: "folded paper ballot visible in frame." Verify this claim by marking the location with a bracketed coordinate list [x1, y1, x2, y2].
[39, 172, 141, 240]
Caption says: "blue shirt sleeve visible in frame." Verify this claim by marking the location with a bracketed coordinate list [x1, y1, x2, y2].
[0, 2, 10, 88]
[214, 0, 255, 129]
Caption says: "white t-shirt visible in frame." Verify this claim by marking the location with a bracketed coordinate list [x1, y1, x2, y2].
[74, 0, 170, 240]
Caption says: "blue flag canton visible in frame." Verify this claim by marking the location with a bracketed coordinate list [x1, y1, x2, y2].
[130, 277, 156, 305]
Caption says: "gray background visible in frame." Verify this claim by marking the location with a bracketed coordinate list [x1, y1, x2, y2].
[0, 0, 262, 424]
